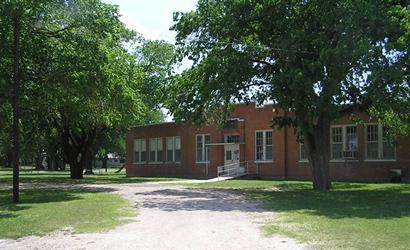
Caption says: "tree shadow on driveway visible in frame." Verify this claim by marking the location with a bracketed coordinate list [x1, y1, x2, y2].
[135, 188, 266, 213]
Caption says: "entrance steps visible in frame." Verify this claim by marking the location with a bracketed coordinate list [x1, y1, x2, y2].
[217, 161, 259, 179]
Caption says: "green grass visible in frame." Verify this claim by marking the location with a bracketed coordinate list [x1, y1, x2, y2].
[0, 167, 187, 185]
[184, 180, 410, 250]
[0, 188, 134, 239]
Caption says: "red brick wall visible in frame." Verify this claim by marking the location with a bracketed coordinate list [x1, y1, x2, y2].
[126, 103, 410, 181]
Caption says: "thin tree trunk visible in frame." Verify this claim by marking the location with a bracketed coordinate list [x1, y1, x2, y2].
[102, 156, 108, 172]
[35, 151, 43, 170]
[305, 114, 332, 191]
[12, 14, 21, 203]
[84, 150, 94, 175]
[6, 150, 12, 168]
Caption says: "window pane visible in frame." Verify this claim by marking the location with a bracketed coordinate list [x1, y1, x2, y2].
[226, 150, 232, 161]
[265, 145, 273, 160]
[205, 135, 210, 161]
[166, 138, 173, 162]
[150, 138, 156, 162]
[155, 138, 162, 162]
[167, 150, 173, 162]
[256, 132, 264, 146]
[141, 152, 146, 162]
[225, 135, 240, 143]
[256, 145, 264, 160]
[175, 137, 181, 150]
[150, 139, 156, 151]
[157, 149, 163, 162]
[345, 126, 358, 151]
[150, 151, 156, 162]
[367, 142, 378, 159]
[332, 127, 342, 143]
[332, 144, 343, 159]
[141, 140, 146, 151]
[367, 125, 378, 142]
[157, 138, 162, 150]
[196, 136, 203, 162]
[175, 149, 181, 162]
[134, 152, 139, 162]
[300, 144, 307, 160]
[167, 138, 173, 150]
[205, 135, 210, 145]
[256, 132, 264, 160]
[265, 131, 273, 146]
[134, 140, 140, 152]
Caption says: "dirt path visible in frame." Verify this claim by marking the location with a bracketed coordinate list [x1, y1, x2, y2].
[0, 183, 304, 250]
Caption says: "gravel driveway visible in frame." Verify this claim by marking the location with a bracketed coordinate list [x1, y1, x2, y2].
[0, 182, 304, 250]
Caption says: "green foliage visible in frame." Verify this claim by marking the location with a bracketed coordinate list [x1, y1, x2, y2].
[0, 0, 176, 170]
[168, 0, 409, 132]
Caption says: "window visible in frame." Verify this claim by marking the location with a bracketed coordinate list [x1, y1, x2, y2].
[225, 135, 240, 143]
[133, 139, 146, 163]
[149, 138, 163, 163]
[196, 134, 210, 162]
[366, 124, 395, 160]
[300, 143, 308, 161]
[166, 136, 181, 163]
[255, 130, 273, 161]
[331, 126, 358, 160]
[331, 127, 343, 159]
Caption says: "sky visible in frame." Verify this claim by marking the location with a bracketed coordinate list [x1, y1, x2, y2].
[101, 0, 198, 121]
[101, 0, 198, 43]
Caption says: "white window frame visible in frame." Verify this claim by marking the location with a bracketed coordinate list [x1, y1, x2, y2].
[149, 138, 163, 164]
[330, 125, 358, 161]
[365, 123, 396, 161]
[196, 134, 210, 163]
[133, 139, 146, 164]
[255, 130, 273, 162]
[166, 136, 181, 163]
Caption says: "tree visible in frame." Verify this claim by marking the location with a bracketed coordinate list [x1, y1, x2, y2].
[1, 0, 174, 181]
[168, 0, 409, 190]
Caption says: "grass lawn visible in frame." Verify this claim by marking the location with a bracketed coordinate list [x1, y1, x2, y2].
[0, 167, 187, 185]
[0, 188, 134, 239]
[184, 180, 410, 250]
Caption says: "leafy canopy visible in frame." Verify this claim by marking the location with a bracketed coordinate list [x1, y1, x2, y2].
[168, 0, 409, 134]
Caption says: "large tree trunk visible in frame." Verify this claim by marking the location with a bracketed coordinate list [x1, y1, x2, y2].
[69, 160, 84, 179]
[304, 114, 332, 191]
[62, 123, 96, 179]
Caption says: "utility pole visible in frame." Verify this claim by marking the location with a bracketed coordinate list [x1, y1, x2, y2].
[12, 13, 21, 203]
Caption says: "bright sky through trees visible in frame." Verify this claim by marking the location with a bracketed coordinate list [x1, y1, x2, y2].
[101, 0, 198, 121]
[101, 0, 197, 43]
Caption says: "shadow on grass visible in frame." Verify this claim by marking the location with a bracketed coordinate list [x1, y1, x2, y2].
[0, 188, 116, 219]
[0, 170, 186, 184]
[246, 185, 410, 219]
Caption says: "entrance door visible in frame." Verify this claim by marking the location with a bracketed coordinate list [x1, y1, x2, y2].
[224, 144, 240, 166]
